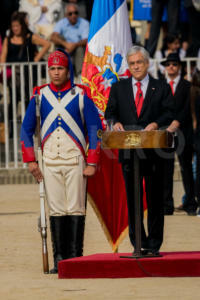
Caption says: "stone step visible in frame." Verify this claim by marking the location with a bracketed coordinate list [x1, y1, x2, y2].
[0, 162, 182, 185]
[0, 168, 36, 184]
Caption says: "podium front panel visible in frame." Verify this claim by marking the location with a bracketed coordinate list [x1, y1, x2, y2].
[101, 130, 173, 149]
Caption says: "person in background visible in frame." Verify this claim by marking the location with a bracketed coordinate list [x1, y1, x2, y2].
[50, 3, 89, 77]
[61, 0, 88, 19]
[162, 53, 198, 215]
[105, 45, 173, 255]
[20, 49, 102, 273]
[19, 0, 61, 43]
[154, 34, 187, 79]
[0, 11, 50, 136]
[0, 10, 51, 80]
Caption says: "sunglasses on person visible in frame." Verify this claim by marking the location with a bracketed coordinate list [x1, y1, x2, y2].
[165, 62, 179, 67]
[68, 11, 78, 16]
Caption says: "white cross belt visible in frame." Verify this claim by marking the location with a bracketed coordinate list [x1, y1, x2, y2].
[41, 86, 86, 150]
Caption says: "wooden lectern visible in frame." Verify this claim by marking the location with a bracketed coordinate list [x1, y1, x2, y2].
[101, 130, 173, 258]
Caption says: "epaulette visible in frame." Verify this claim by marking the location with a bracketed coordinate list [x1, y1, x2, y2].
[32, 84, 49, 96]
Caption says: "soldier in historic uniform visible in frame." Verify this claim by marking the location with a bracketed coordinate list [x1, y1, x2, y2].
[21, 49, 102, 273]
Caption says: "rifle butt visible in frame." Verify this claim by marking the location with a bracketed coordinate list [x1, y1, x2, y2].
[42, 249, 49, 274]
[41, 227, 49, 274]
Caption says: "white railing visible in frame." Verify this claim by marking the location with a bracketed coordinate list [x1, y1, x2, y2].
[0, 58, 200, 169]
[0, 61, 48, 169]
[150, 57, 200, 81]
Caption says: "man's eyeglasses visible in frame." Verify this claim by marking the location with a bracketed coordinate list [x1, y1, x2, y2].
[68, 11, 78, 16]
[165, 62, 179, 67]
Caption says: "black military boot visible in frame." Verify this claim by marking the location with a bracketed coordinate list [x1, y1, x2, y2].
[49, 216, 66, 274]
[67, 215, 85, 258]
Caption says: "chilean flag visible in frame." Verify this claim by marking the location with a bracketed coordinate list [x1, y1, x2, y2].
[82, 0, 144, 252]
[82, 0, 132, 126]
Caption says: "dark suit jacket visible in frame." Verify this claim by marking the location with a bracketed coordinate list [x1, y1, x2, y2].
[105, 75, 173, 129]
[105, 75, 174, 163]
[172, 78, 193, 144]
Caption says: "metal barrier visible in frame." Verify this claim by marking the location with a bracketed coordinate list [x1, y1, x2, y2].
[150, 57, 200, 80]
[0, 58, 200, 169]
[0, 61, 48, 169]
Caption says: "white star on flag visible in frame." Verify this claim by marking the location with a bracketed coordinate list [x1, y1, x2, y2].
[101, 77, 113, 90]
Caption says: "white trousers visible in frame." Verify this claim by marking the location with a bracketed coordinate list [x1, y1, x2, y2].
[43, 156, 87, 216]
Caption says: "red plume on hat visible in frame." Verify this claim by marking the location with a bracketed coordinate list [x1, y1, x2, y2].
[48, 50, 69, 68]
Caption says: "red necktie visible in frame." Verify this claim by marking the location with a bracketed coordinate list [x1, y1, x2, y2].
[135, 81, 144, 117]
[169, 80, 174, 95]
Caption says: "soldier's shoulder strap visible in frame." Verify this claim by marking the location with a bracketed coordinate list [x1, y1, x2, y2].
[32, 84, 49, 97]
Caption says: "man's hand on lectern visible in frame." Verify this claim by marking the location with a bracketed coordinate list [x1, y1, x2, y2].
[113, 122, 124, 131]
[166, 120, 180, 133]
[144, 122, 158, 131]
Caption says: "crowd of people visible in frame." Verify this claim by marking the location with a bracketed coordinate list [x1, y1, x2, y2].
[1, 1, 200, 84]
[0, 1, 92, 77]
[142, 1, 200, 218]
[0, 0, 93, 136]
[0, 0, 200, 270]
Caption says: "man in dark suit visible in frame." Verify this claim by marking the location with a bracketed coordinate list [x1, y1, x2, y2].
[162, 52, 198, 215]
[105, 45, 173, 255]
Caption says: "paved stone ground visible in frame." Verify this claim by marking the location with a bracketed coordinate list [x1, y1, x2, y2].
[0, 181, 200, 300]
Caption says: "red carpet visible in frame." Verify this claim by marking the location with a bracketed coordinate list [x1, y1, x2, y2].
[58, 252, 200, 278]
